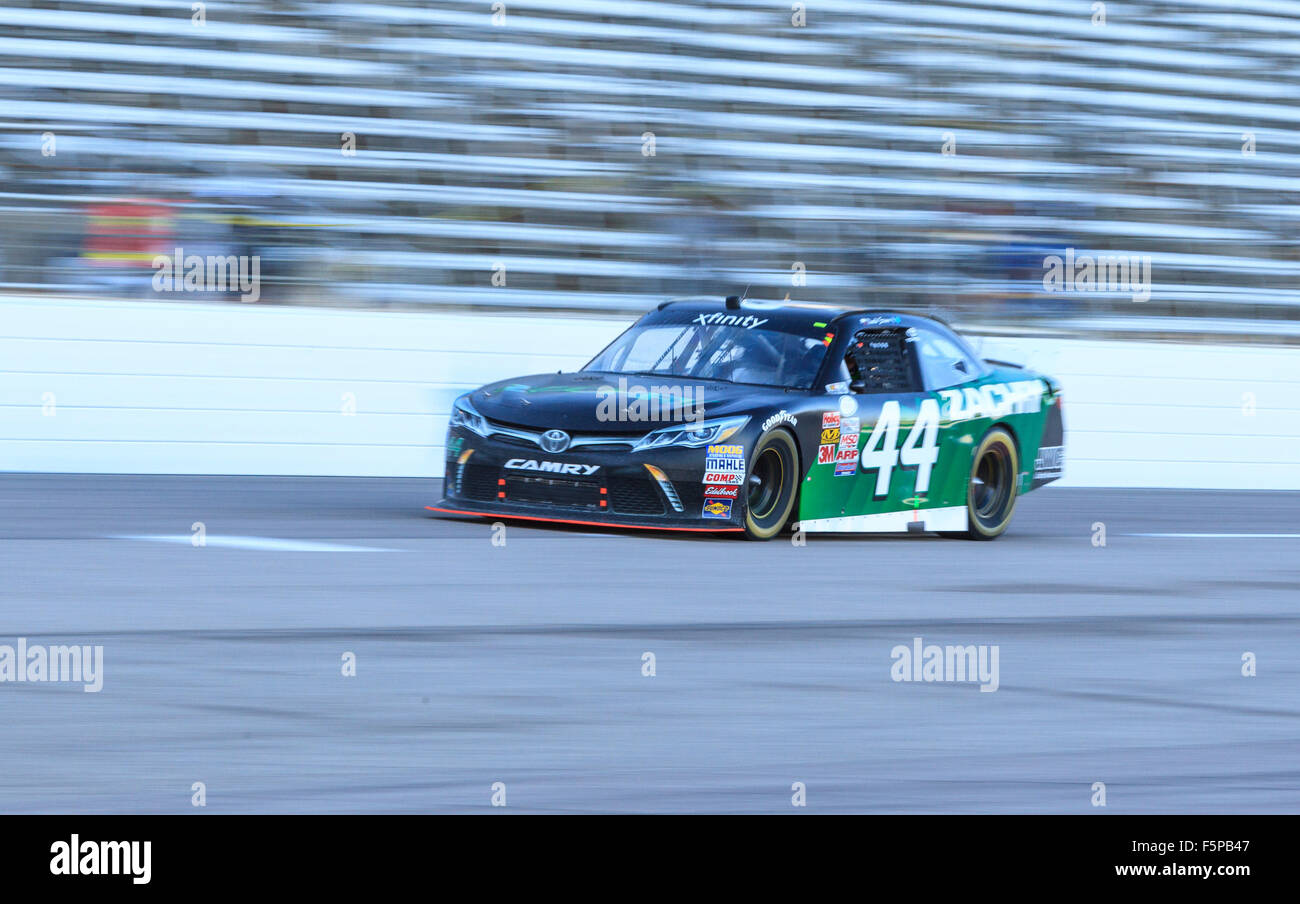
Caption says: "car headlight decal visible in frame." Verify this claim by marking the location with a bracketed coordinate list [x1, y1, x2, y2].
[632, 415, 749, 451]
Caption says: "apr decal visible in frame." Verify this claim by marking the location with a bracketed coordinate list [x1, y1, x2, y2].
[702, 498, 734, 519]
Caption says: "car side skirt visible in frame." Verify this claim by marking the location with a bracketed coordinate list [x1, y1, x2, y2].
[426, 505, 745, 533]
[796, 505, 968, 533]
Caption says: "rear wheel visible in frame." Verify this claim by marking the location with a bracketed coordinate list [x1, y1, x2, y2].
[743, 430, 799, 540]
[944, 427, 1019, 540]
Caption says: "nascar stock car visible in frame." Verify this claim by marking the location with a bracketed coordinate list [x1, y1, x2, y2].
[428, 297, 1063, 540]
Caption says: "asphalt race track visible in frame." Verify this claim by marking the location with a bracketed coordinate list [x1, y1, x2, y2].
[0, 474, 1296, 813]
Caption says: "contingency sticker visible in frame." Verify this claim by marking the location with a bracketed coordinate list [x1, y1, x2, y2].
[702, 498, 734, 519]
[703, 444, 745, 484]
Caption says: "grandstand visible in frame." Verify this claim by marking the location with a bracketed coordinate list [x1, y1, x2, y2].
[1, 0, 1298, 322]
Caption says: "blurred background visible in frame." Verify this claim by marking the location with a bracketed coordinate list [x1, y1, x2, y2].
[0, 0, 1298, 330]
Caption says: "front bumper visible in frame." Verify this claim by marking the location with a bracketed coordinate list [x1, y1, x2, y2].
[431, 427, 747, 532]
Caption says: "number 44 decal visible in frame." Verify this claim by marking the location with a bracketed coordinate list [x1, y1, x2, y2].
[858, 399, 940, 496]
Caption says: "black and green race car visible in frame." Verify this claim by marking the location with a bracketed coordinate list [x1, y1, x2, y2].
[429, 296, 1064, 540]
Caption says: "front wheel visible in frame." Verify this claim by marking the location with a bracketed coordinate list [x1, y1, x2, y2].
[743, 429, 799, 540]
[943, 427, 1019, 540]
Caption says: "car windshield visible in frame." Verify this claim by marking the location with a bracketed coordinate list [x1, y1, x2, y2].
[584, 318, 830, 389]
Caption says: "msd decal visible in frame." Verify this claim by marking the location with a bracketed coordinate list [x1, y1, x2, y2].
[505, 459, 600, 475]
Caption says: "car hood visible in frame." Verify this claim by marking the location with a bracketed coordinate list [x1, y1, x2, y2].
[469, 371, 794, 433]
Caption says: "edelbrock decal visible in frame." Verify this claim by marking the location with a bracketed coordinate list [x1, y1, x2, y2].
[505, 459, 600, 476]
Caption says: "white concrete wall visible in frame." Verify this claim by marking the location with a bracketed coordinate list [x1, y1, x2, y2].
[1, 295, 1296, 488]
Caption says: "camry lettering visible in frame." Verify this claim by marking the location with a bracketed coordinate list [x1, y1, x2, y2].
[504, 459, 600, 475]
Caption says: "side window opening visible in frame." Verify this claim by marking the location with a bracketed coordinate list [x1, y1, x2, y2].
[914, 327, 980, 390]
[843, 328, 920, 393]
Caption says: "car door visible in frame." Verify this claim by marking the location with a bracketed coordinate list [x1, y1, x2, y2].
[793, 325, 940, 528]
[910, 324, 986, 509]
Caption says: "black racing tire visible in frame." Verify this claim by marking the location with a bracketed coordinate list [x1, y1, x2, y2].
[942, 426, 1019, 541]
[743, 429, 799, 541]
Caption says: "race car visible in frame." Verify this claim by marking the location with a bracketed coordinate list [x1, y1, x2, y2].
[428, 296, 1063, 540]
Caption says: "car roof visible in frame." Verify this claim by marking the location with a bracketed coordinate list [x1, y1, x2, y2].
[651, 297, 951, 331]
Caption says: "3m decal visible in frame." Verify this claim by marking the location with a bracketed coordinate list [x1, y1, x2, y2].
[702, 498, 734, 519]
[857, 398, 940, 496]
[817, 444, 836, 465]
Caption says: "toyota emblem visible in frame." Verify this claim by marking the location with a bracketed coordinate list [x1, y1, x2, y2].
[540, 429, 571, 453]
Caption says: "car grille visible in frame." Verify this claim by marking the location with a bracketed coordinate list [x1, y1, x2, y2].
[609, 476, 666, 515]
[458, 463, 500, 501]
[504, 474, 602, 510]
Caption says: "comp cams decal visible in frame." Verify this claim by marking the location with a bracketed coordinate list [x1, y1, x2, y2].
[504, 459, 600, 475]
